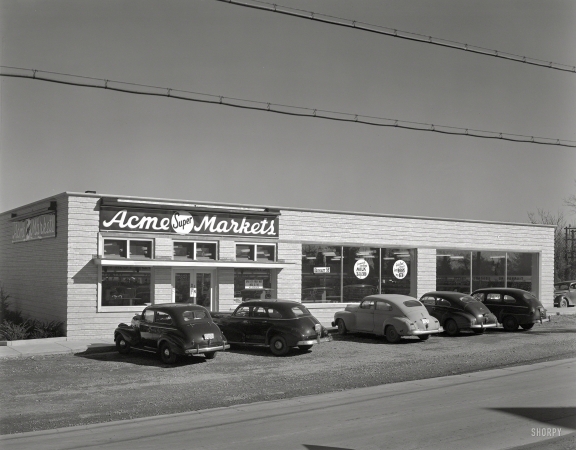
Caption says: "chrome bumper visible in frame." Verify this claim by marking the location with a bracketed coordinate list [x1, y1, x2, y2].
[185, 343, 230, 355]
[297, 336, 333, 346]
[406, 327, 443, 336]
[471, 323, 497, 329]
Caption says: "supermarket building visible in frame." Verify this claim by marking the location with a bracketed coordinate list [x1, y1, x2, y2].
[0, 192, 555, 339]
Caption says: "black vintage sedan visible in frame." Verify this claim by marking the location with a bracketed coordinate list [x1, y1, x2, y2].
[211, 300, 332, 356]
[419, 291, 498, 336]
[114, 303, 229, 364]
[471, 288, 547, 331]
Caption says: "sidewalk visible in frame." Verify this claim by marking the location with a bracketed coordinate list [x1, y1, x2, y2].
[0, 337, 115, 359]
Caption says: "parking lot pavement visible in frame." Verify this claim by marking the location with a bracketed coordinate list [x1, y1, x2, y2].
[0, 338, 114, 359]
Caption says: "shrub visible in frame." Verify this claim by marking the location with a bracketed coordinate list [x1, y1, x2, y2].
[0, 320, 31, 341]
[30, 320, 65, 339]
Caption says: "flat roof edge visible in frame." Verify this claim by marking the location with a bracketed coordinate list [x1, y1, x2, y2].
[1, 191, 557, 229]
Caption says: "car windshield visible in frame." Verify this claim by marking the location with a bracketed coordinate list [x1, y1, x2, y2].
[522, 292, 538, 301]
[403, 300, 423, 307]
[291, 305, 312, 317]
[459, 297, 477, 304]
[181, 310, 208, 322]
[555, 283, 569, 290]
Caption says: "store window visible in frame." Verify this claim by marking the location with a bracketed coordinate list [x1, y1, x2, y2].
[234, 269, 274, 301]
[236, 244, 276, 262]
[301, 245, 413, 303]
[436, 250, 536, 293]
[173, 241, 217, 261]
[102, 266, 151, 307]
[103, 238, 152, 259]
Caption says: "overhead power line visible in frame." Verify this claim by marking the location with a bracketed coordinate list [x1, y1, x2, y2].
[2, 66, 575, 148]
[212, 0, 576, 74]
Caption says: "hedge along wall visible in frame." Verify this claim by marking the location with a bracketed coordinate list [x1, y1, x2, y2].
[277, 209, 555, 307]
[0, 194, 69, 327]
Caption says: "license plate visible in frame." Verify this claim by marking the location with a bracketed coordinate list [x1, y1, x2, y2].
[203, 333, 214, 340]
[422, 318, 429, 324]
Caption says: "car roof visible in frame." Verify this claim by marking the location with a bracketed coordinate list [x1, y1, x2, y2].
[555, 280, 576, 284]
[146, 303, 208, 312]
[239, 299, 302, 307]
[363, 294, 419, 304]
[471, 287, 530, 295]
[424, 291, 474, 301]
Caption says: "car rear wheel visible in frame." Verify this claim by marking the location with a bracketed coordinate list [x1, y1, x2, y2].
[115, 336, 131, 354]
[385, 326, 401, 343]
[298, 345, 313, 352]
[520, 323, 535, 330]
[204, 351, 217, 359]
[444, 319, 459, 336]
[472, 328, 486, 334]
[559, 298, 568, 308]
[502, 316, 519, 332]
[418, 335, 430, 341]
[337, 319, 347, 335]
[270, 335, 290, 356]
[160, 342, 177, 364]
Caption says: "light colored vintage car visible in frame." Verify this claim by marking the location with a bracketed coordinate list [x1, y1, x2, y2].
[332, 294, 442, 343]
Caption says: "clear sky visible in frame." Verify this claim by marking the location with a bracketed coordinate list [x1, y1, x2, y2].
[1, 0, 575, 224]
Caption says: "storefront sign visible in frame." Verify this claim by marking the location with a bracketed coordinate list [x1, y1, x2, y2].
[245, 280, 264, 290]
[354, 259, 369, 279]
[314, 267, 330, 274]
[393, 260, 408, 279]
[12, 213, 56, 243]
[100, 208, 279, 237]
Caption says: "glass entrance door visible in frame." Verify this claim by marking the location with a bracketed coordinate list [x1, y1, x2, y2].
[174, 270, 214, 309]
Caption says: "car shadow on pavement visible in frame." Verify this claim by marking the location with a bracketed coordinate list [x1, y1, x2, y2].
[331, 334, 425, 345]
[74, 350, 210, 368]
[225, 345, 313, 357]
[487, 407, 576, 429]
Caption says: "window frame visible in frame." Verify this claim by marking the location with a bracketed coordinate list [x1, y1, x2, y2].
[235, 243, 277, 262]
[173, 240, 218, 261]
[102, 237, 154, 260]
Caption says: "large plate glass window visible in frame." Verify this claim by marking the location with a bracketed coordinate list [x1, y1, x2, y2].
[380, 248, 412, 296]
[102, 266, 151, 307]
[103, 238, 152, 259]
[343, 247, 380, 302]
[472, 251, 506, 291]
[302, 245, 342, 302]
[506, 252, 533, 291]
[436, 250, 472, 293]
[234, 269, 274, 301]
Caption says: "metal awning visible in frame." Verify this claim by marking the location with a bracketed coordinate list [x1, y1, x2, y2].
[93, 258, 293, 269]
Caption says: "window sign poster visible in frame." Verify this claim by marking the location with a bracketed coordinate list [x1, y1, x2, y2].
[314, 267, 330, 274]
[393, 260, 408, 279]
[245, 280, 264, 290]
[354, 259, 369, 280]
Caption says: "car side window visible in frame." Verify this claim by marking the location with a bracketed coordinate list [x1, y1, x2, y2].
[360, 300, 374, 309]
[234, 306, 250, 317]
[253, 306, 268, 318]
[155, 311, 173, 325]
[503, 295, 516, 304]
[267, 308, 282, 319]
[376, 301, 392, 311]
[436, 298, 451, 307]
[486, 293, 502, 303]
[143, 310, 155, 323]
[420, 296, 435, 306]
[571, 283, 576, 290]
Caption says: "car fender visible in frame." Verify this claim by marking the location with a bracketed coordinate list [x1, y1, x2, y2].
[157, 335, 187, 355]
[445, 311, 473, 328]
[264, 325, 301, 347]
[381, 317, 411, 336]
[334, 311, 357, 331]
[114, 325, 141, 346]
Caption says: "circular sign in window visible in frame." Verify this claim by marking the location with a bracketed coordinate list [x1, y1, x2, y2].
[354, 259, 370, 280]
[393, 260, 408, 279]
[172, 211, 195, 235]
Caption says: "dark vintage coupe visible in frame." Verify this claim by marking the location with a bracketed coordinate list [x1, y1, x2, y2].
[114, 303, 229, 364]
[332, 294, 442, 343]
[211, 300, 332, 356]
[471, 288, 547, 331]
[419, 291, 498, 336]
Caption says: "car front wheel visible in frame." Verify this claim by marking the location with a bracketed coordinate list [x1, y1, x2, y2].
[270, 335, 290, 356]
[160, 342, 177, 364]
[502, 316, 519, 332]
[444, 319, 459, 336]
[115, 335, 131, 354]
[559, 298, 568, 308]
[520, 323, 535, 330]
[385, 326, 401, 343]
[337, 319, 347, 335]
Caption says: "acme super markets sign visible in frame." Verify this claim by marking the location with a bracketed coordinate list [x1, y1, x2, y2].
[100, 209, 278, 237]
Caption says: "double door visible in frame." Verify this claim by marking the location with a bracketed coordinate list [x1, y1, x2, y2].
[173, 270, 214, 309]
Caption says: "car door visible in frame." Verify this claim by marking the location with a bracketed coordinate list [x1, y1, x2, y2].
[420, 296, 439, 320]
[221, 305, 251, 343]
[139, 309, 157, 345]
[355, 299, 375, 332]
[434, 297, 452, 324]
[374, 300, 393, 334]
[484, 292, 504, 320]
[245, 306, 270, 344]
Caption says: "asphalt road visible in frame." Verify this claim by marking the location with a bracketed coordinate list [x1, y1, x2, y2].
[1, 358, 575, 450]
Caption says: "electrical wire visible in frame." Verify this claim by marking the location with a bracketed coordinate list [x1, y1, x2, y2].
[1, 66, 575, 148]
[212, 0, 576, 74]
